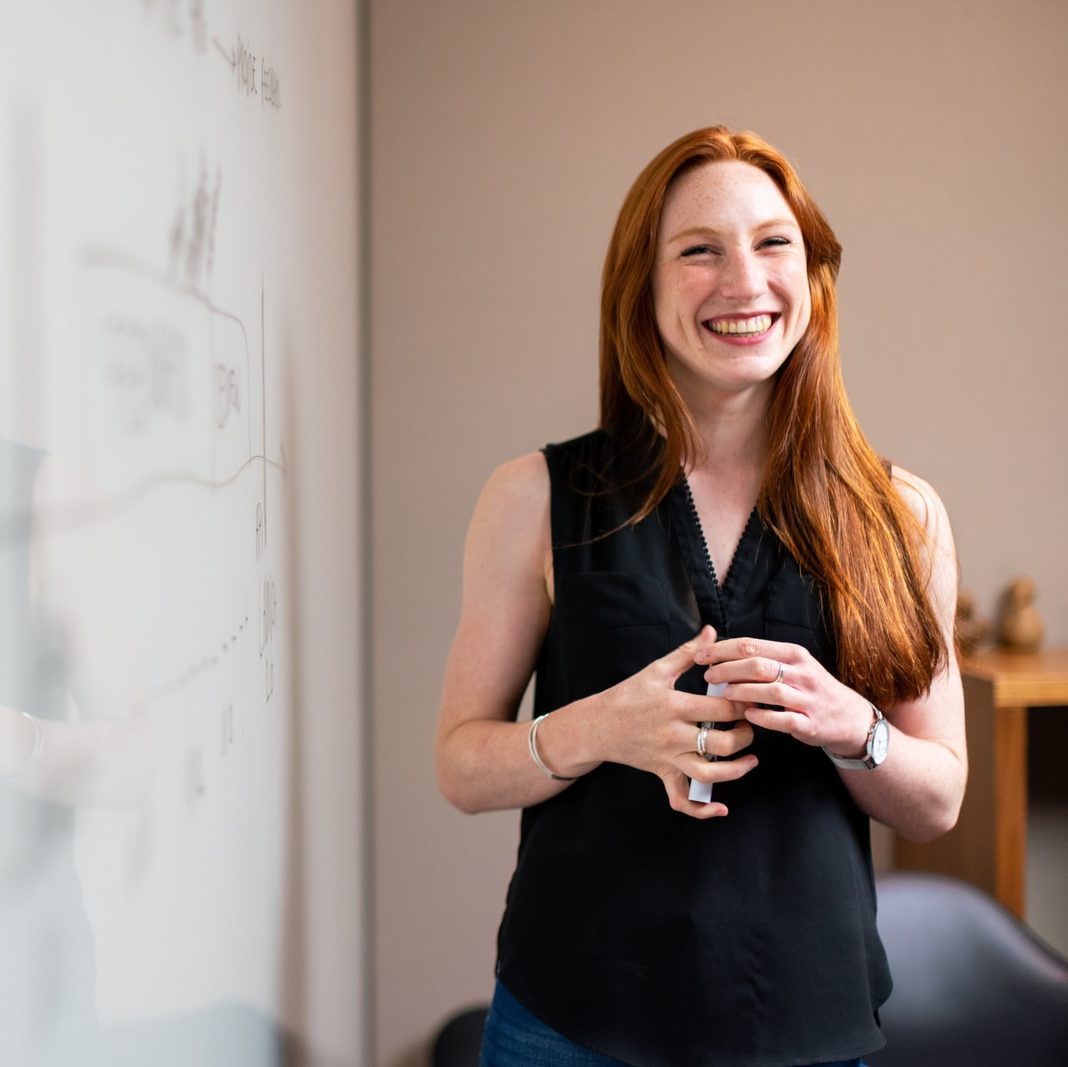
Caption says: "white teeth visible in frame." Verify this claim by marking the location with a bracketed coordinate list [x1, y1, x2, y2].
[708, 314, 773, 336]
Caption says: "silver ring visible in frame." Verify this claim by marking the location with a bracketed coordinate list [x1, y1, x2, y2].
[775, 661, 785, 685]
[696, 724, 709, 759]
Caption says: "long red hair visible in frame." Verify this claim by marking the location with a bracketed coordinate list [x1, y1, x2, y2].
[600, 126, 945, 706]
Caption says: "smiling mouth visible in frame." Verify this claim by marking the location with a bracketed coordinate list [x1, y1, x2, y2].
[704, 314, 775, 336]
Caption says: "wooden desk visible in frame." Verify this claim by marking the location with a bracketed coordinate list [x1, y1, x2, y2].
[896, 647, 1068, 918]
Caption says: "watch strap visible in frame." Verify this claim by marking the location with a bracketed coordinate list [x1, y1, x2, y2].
[823, 704, 886, 771]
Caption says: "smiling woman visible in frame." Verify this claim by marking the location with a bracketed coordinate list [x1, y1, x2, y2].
[649, 158, 807, 429]
[652, 160, 812, 404]
[435, 125, 966, 1067]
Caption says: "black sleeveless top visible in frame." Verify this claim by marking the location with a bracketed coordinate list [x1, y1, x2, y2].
[495, 429, 891, 1067]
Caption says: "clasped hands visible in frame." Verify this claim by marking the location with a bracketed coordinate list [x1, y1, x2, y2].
[600, 624, 874, 818]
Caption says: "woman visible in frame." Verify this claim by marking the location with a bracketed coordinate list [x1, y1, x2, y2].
[435, 126, 966, 1067]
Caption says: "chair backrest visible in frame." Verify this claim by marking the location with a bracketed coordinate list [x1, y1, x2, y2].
[431, 1005, 489, 1067]
[869, 872, 1068, 1066]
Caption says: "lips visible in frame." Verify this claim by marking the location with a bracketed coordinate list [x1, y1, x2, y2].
[703, 313, 775, 336]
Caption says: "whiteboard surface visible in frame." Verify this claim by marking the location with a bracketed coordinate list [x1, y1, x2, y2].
[1, 3, 365, 1062]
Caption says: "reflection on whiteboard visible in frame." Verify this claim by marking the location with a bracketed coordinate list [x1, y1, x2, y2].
[2, 4, 300, 1063]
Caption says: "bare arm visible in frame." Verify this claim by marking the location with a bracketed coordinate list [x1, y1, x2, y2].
[435, 452, 757, 817]
[701, 467, 966, 842]
[836, 468, 966, 840]
[435, 452, 565, 812]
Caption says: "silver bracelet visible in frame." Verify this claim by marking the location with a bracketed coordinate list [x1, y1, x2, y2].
[527, 714, 579, 782]
[3, 712, 46, 779]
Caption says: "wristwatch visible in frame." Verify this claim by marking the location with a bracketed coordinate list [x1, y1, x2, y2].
[823, 704, 889, 770]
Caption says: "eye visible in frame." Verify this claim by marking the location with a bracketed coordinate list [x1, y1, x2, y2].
[758, 236, 792, 249]
[680, 244, 718, 257]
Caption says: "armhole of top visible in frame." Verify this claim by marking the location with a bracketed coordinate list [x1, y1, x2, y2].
[539, 443, 558, 544]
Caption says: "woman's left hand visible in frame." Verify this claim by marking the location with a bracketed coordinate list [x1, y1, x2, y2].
[689, 471, 966, 844]
[697, 637, 873, 758]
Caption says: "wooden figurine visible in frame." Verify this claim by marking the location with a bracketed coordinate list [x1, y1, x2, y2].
[995, 576, 1044, 653]
[955, 589, 990, 659]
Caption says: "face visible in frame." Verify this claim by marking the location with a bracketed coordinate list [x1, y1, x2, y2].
[652, 160, 811, 406]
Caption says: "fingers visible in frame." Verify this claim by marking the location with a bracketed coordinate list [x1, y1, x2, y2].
[695, 720, 755, 758]
[701, 641, 868, 752]
[707, 654, 791, 686]
[700, 632, 794, 666]
[711, 678, 795, 711]
[663, 771, 729, 818]
[697, 637, 796, 676]
[667, 722, 758, 821]
[656, 625, 718, 683]
[687, 750, 759, 787]
[675, 693, 748, 726]
[662, 751, 759, 819]
[699, 639, 809, 710]
[743, 707, 810, 738]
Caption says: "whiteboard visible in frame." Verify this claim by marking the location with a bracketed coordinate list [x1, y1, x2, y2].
[1, 3, 363, 1063]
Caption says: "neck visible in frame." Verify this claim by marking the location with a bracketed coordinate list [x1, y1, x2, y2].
[684, 382, 771, 483]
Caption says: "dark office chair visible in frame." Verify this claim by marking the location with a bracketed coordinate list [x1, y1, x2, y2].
[431, 1004, 489, 1067]
[870, 871, 1068, 1066]
[432, 874, 1068, 1066]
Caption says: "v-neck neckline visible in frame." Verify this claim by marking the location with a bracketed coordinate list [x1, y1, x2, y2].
[673, 477, 761, 637]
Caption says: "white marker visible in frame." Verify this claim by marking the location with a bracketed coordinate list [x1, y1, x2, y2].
[689, 682, 728, 803]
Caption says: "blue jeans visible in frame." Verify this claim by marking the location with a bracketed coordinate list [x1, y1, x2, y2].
[480, 981, 867, 1067]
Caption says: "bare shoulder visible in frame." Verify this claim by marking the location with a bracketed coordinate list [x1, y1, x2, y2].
[889, 464, 958, 609]
[441, 451, 552, 727]
[468, 451, 549, 552]
[478, 450, 550, 515]
[464, 450, 551, 592]
[889, 464, 953, 543]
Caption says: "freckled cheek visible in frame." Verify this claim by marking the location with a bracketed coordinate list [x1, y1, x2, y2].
[653, 278, 700, 338]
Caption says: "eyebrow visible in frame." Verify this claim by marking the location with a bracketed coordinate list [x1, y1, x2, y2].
[664, 219, 801, 243]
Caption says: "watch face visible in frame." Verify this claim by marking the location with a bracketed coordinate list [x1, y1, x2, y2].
[870, 720, 890, 765]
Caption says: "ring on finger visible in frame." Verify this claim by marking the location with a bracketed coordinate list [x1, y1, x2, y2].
[774, 660, 785, 685]
[696, 724, 710, 760]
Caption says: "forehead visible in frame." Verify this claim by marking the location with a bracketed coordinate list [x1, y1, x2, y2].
[659, 160, 798, 236]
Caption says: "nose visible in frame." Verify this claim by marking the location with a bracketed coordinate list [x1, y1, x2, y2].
[719, 248, 765, 301]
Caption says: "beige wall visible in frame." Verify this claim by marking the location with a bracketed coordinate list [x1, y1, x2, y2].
[370, 1, 1068, 1064]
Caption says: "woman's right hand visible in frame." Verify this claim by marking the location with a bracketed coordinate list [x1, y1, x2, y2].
[584, 625, 758, 816]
